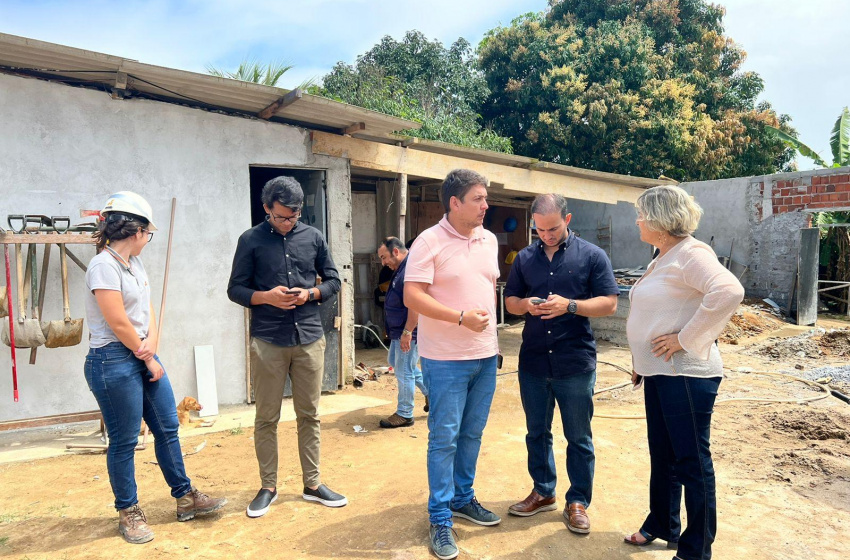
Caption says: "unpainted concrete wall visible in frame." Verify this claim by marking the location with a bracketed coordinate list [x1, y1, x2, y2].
[0, 73, 354, 422]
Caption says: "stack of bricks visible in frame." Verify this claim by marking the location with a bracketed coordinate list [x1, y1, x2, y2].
[769, 172, 850, 214]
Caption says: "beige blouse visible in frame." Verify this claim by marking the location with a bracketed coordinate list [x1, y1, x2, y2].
[627, 236, 744, 377]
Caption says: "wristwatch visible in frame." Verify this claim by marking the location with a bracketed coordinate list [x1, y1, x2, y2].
[307, 289, 315, 302]
[402, 329, 413, 336]
[567, 299, 578, 314]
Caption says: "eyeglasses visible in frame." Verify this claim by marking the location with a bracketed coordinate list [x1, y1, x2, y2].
[141, 229, 154, 242]
[270, 211, 301, 224]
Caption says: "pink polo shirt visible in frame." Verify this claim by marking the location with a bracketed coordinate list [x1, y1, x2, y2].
[405, 215, 500, 360]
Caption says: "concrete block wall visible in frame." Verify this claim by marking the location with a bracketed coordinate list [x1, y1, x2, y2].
[0, 72, 355, 422]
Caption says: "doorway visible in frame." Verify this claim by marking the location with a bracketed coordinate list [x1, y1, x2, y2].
[247, 166, 340, 398]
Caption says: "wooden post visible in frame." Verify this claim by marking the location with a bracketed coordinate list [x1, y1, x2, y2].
[398, 173, 408, 243]
[244, 308, 253, 404]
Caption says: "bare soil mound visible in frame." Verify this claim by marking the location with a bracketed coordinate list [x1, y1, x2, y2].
[720, 305, 785, 344]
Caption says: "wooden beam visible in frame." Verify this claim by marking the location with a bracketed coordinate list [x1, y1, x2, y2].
[399, 173, 408, 242]
[257, 88, 303, 120]
[111, 71, 128, 100]
[311, 131, 643, 205]
[343, 122, 366, 135]
[0, 233, 97, 244]
[0, 410, 101, 432]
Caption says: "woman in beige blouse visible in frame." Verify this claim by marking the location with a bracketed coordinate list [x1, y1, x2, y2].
[623, 185, 744, 560]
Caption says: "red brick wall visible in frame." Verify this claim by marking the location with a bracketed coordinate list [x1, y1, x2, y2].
[764, 172, 850, 215]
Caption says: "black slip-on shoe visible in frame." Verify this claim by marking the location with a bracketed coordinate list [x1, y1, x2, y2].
[302, 484, 348, 507]
[246, 488, 277, 518]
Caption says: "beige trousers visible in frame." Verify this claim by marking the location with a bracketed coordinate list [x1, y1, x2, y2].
[251, 336, 326, 488]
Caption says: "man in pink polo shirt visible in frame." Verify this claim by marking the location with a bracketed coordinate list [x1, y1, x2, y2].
[405, 169, 501, 560]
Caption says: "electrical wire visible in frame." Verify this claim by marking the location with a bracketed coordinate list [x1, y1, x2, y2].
[354, 324, 390, 351]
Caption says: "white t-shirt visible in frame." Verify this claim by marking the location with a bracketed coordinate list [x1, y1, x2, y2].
[85, 251, 151, 348]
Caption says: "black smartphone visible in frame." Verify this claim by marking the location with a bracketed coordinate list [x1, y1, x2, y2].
[497, 353, 504, 369]
[285, 290, 300, 295]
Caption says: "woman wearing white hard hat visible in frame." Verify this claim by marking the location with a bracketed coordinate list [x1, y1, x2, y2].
[83, 191, 227, 544]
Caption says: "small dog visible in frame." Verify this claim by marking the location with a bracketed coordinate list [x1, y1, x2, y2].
[139, 396, 203, 434]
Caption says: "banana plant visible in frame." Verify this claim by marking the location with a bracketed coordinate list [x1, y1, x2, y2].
[767, 107, 850, 168]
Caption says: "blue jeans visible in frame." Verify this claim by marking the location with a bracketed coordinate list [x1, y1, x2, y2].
[641, 375, 721, 560]
[518, 369, 596, 507]
[84, 342, 192, 510]
[388, 339, 427, 418]
[422, 355, 497, 526]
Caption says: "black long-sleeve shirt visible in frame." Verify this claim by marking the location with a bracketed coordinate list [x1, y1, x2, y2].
[227, 218, 341, 347]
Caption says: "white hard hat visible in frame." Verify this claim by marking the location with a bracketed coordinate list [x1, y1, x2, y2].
[101, 192, 157, 231]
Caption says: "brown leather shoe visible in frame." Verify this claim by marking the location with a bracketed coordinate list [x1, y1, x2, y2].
[564, 502, 590, 534]
[508, 490, 557, 517]
[379, 413, 414, 429]
[176, 487, 228, 521]
[118, 504, 154, 544]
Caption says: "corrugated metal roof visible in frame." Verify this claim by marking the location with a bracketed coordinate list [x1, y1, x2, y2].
[0, 32, 420, 137]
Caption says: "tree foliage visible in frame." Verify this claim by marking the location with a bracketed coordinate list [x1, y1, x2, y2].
[207, 58, 315, 89]
[316, 31, 512, 153]
[478, 0, 796, 180]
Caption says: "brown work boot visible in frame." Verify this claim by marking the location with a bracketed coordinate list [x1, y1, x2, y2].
[379, 413, 414, 429]
[508, 490, 557, 517]
[176, 487, 228, 521]
[564, 502, 590, 534]
[118, 504, 154, 544]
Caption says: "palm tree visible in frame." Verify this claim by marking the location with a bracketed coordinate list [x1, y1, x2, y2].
[207, 58, 315, 89]
[766, 107, 850, 168]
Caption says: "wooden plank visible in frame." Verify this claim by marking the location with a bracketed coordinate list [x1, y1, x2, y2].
[194, 345, 219, 418]
[343, 122, 366, 135]
[311, 131, 643, 205]
[0, 233, 96, 244]
[257, 88, 303, 120]
[244, 308, 253, 404]
[0, 410, 101, 432]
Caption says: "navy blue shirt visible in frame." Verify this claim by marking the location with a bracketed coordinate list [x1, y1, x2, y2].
[504, 231, 619, 378]
[384, 255, 416, 342]
[227, 218, 340, 347]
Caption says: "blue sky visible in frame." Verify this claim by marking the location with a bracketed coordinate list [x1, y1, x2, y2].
[2, 0, 847, 170]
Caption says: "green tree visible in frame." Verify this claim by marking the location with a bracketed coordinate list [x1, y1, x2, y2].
[317, 31, 512, 153]
[478, 0, 795, 180]
[207, 58, 314, 88]
[767, 107, 850, 168]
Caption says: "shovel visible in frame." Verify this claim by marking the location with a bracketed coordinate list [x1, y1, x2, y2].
[3, 244, 19, 401]
[44, 244, 84, 348]
[1, 244, 45, 347]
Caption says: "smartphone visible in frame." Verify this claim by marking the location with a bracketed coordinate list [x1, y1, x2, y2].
[531, 297, 547, 305]
[285, 290, 300, 295]
[497, 353, 504, 369]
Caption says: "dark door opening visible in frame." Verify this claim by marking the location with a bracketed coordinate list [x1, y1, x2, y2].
[248, 166, 339, 396]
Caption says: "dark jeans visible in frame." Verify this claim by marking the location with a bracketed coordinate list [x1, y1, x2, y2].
[518, 369, 596, 507]
[641, 375, 721, 560]
[84, 342, 192, 510]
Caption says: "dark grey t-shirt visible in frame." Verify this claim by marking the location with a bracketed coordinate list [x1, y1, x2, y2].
[85, 251, 151, 348]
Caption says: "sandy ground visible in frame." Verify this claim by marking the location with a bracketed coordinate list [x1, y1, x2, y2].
[1, 321, 849, 560]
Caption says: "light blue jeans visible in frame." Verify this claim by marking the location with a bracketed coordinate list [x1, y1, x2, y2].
[422, 355, 497, 526]
[388, 339, 427, 418]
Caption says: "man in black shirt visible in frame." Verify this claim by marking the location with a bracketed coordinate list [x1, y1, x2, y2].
[504, 194, 619, 534]
[228, 176, 346, 518]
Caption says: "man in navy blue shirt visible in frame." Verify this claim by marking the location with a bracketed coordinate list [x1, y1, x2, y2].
[504, 194, 619, 534]
[376, 237, 428, 428]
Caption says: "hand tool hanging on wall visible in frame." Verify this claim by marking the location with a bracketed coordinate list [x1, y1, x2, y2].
[1, 243, 46, 348]
[30, 243, 51, 364]
[44, 244, 84, 348]
[3, 243, 18, 401]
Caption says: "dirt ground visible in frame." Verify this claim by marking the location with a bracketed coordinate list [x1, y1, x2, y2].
[1, 319, 850, 560]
